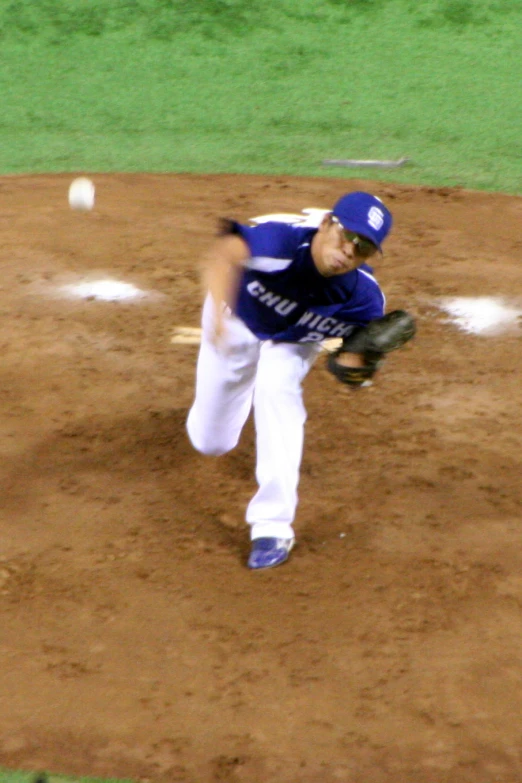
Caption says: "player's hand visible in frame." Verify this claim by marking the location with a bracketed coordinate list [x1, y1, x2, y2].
[333, 351, 365, 368]
[209, 313, 228, 351]
[327, 310, 416, 387]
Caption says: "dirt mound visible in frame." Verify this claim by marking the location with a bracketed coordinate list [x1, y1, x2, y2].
[1, 174, 521, 782]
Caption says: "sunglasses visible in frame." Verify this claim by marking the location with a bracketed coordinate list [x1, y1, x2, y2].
[332, 217, 377, 258]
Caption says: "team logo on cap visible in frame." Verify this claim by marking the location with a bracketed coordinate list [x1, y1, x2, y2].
[368, 206, 384, 230]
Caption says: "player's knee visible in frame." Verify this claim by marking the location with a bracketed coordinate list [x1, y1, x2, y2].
[186, 423, 236, 457]
[192, 439, 231, 457]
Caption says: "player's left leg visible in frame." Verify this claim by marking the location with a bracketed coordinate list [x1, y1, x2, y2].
[246, 340, 321, 568]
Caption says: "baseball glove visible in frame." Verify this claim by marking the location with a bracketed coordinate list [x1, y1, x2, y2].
[327, 309, 416, 387]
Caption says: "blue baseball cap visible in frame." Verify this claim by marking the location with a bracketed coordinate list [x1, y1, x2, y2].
[332, 191, 392, 251]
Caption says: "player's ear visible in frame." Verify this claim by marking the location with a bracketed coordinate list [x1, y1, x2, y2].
[318, 212, 334, 232]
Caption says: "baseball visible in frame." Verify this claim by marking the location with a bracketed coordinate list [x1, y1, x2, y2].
[68, 177, 95, 211]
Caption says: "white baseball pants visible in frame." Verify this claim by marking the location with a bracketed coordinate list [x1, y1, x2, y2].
[186, 296, 321, 541]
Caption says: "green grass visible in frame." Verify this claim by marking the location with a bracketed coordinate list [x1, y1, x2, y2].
[0, 0, 520, 192]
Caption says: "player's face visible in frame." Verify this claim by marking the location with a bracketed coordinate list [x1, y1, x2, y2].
[312, 215, 378, 277]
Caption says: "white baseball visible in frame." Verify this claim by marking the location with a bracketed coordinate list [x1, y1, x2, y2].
[68, 177, 95, 211]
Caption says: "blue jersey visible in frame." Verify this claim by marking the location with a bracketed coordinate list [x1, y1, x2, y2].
[232, 221, 385, 343]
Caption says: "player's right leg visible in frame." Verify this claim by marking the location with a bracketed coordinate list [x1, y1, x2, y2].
[186, 295, 260, 456]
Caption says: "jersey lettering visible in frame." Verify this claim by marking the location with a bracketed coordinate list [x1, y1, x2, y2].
[275, 299, 298, 316]
[306, 313, 323, 329]
[316, 317, 337, 333]
[246, 280, 298, 317]
[259, 290, 282, 306]
[296, 311, 314, 326]
[247, 280, 265, 297]
[298, 332, 324, 343]
[295, 312, 353, 338]
[245, 279, 372, 341]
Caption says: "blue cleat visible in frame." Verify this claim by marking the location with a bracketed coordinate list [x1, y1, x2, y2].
[248, 537, 295, 570]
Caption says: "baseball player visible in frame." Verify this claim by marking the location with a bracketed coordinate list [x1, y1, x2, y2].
[186, 192, 415, 570]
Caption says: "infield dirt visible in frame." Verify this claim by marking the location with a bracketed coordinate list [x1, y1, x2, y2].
[1, 173, 522, 783]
